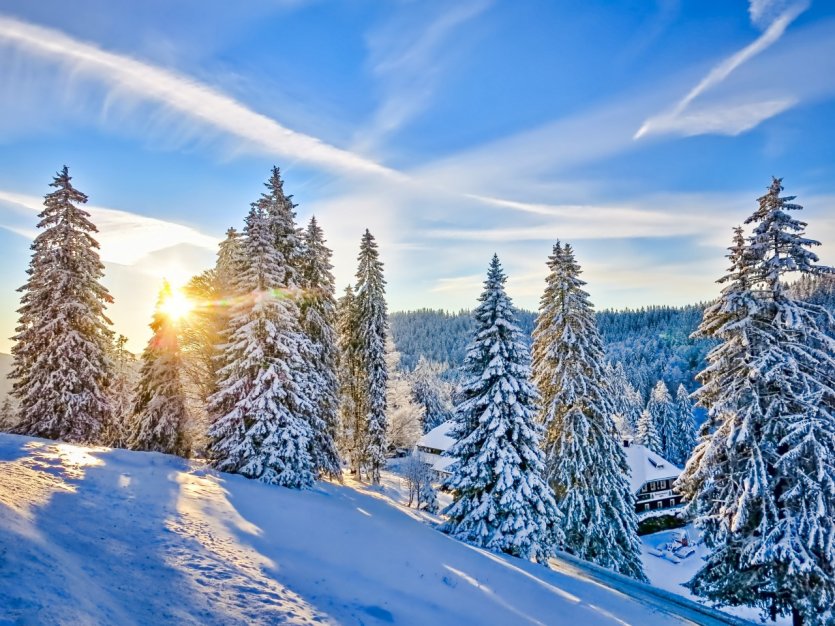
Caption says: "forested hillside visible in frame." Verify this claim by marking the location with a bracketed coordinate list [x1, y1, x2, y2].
[391, 275, 835, 402]
[391, 305, 710, 400]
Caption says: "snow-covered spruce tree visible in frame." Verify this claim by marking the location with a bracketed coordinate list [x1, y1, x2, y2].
[608, 361, 642, 438]
[678, 179, 835, 625]
[337, 285, 367, 474]
[531, 242, 646, 580]
[299, 216, 342, 480]
[11, 166, 114, 443]
[646, 380, 676, 460]
[207, 201, 314, 488]
[636, 408, 662, 455]
[127, 281, 189, 456]
[443, 255, 560, 562]
[261, 166, 304, 288]
[669, 384, 696, 467]
[411, 356, 452, 433]
[353, 230, 388, 484]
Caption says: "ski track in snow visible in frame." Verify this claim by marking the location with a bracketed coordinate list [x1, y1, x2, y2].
[0, 434, 739, 625]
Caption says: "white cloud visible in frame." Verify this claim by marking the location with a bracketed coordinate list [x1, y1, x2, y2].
[635, 1, 808, 139]
[0, 14, 399, 180]
[0, 190, 219, 266]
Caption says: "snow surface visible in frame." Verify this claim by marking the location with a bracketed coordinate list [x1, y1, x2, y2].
[0, 434, 751, 625]
[640, 525, 787, 625]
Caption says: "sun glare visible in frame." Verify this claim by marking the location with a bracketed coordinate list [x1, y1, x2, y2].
[160, 289, 194, 321]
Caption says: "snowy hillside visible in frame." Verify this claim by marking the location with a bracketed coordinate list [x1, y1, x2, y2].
[0, 434, 751, 626]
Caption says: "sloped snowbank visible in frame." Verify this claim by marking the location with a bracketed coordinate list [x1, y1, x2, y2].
[1, 434, 737, 625]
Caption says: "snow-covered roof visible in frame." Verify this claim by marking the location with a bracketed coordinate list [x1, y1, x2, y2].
[416, 421, 455, 452]
[623, 443, 681, 494]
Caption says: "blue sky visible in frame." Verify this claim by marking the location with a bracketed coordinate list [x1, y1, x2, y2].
[0, 0, 834, 352]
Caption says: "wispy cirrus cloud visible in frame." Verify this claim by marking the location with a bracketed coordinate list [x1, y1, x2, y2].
[0, 14, 398, 179]
[635, 1, 809, 139]
[358, 0, 491, 153]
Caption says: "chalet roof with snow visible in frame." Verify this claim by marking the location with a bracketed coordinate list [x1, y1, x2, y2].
[622, 443, 681, 494]
[416, 421, 456, 453]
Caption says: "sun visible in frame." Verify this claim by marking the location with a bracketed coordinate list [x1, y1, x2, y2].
[160, 289, 194, 321]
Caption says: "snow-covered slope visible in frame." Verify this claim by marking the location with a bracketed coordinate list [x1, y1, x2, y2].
[0, 434, 747, 625]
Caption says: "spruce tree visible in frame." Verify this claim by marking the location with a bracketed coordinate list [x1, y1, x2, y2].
[0, 396, 16, 432]
[636, 409, 662, 455]
[669, 384, 696, 467]
[104, 334, 136, 448]
[11, 166, 114, 443]
[207, 202, 313, 488]
[261, 166, 303, 288]
[336, 285, 366, 474]
[299, 216, 342, 480]
[531, 242, 646, 580]
[411, 356, 452, 433]
[127, 281, 189, 456]
[353, 230, 388, 484]
[444, 255, 560, 562]
[646, 380, 676, 460]
[679, 179, 835, 625]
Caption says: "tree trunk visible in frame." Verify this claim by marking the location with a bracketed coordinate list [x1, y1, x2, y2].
[791, 606, 802, 626]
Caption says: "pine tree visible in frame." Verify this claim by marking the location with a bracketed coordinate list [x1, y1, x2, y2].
[646, 380, 676, 460]
[299, 216, 342, 480]
[669, 384, 696, 467]
[443, 255, 560, 562]
[207, 202, 314, 488]
[410, 356, 452, 433]
[636, 408, 662, 455]
[531, 242, 646, 580]
[128, 281, 189, 456]
[11, 166, 114, 443]
[353, 230, 388, 484]
[679, 179, 835, 625]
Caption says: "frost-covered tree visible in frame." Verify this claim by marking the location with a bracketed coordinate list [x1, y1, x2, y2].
[127, 281, 189, 456]
[385, 336, 422, 451]
[443, 255, 560, 562]
[608, 361, 642, 438]
[669, 384, 696, 467]
[261, 166, 304, 288]
[11, 166, 114, 443]
[410, 356, 452, 433]
[646, 380, 676, 460]
[636, 409, 662, 455]
[678, 179, 835, 625]
[337, 285, 366, 472]
[531, 242, 646, 579]
[0, 396, 16, 432]
[207, 202, 313, 488]
[299, 216, 342, 480]
[353, 230, 388, 484]
[103, 334, 137, 448]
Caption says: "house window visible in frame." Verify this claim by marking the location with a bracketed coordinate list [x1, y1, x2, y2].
[657, 500, 664, 509]
[669, 498, 676, 507]
[643, 504, 650, 511]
